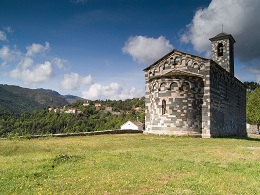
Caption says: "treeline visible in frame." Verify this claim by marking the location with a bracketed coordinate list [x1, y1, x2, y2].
[244, 81, 260, 92]
[246, 86, 260, 131]
[0, 98, 145, 138]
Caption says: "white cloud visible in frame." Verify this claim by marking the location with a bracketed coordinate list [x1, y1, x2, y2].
[26, 42, 50, 57]
[0, 45, 18, 66]
[60, 72, 93, 90]
[10, 61, 53, 84]
[82, 75, 93, 85]
[60, 73, 81, 90]
[82, 82, 144, 100]
[52, 57, 69, 69]
[122, 35, 173, 65]
[0, 31, 7, 41]
[0, 45, 12, 61]
[5, 41, 54, 84]
[18, 57, 33, 69]
[61, 73, 143, 100]
[180, 0, 260, 62]
[0, 39, 72, 87]
[4, 26, 13, 33]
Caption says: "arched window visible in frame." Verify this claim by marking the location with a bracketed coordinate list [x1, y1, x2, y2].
[170, 82, 178, 91]
[160, 83, 166, 91]
[217, 43, 224, 57]
[162, 99, 166, 115]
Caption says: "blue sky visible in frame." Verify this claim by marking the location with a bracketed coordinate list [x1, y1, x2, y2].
[1, 0, 260, 100]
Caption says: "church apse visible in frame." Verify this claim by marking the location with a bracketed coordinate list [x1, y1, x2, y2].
[144, 50, 208, 136]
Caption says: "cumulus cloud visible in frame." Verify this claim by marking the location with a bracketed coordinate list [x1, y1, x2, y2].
[0, 45, 18, 66]
[82, 75, 93, 85]
[122, 35, 173, 65]
[180, 0, 260, 62]
[60, 73, 81, 90]
[26, 42, 50, 57]
[0, 39, 71, 86]
[52, 57, 69, 69]
[0, 46, 13, 62]
[60, 72, 93, 90]
[0, 31, 7, 41]
[10, 61, 53, 84]
[82, 82, 144, 100]
[18, 57, 34, 69]
[5, 41, 54, 84]
[61, 73, 143, 100]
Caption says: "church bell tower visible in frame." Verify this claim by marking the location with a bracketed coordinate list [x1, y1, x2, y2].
[209, 33, 236, 75]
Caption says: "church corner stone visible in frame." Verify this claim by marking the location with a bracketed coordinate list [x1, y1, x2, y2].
[143, 33, 247, 138]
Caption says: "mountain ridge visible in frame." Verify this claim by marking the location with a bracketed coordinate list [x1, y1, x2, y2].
[0, 84, 86, 114]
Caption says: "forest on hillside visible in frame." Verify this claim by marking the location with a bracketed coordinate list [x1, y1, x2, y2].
[0, 98, 145, 138]
[0, 84, 69, 114]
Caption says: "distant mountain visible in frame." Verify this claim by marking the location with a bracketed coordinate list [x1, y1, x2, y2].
[0, 84, 69, 114]
[63, 95, 87, 103]
[36, 88, 62, 97]
[36, 88, 87, 103]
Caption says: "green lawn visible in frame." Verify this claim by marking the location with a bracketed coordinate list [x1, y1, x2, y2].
[0, 134, 260, 194]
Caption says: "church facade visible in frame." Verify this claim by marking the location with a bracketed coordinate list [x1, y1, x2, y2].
[143, 33, 247, 138]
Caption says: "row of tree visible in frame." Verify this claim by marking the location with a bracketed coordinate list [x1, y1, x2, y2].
[246, 86, 260, 131]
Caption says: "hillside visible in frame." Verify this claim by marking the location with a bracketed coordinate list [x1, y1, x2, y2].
[0, 97, 145, 137]
[0, 84, 68, 113]
[36, 89, 87, 103]
[63, 95, 87, 103]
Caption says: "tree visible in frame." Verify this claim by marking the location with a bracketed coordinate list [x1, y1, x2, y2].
[247, 88, 260, 131]
[244, 81, 260, 91]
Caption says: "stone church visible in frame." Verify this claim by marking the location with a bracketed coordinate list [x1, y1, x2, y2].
[143, 33, 247, 138]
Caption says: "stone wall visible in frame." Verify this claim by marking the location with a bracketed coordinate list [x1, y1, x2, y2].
[209, 62, 246, 137]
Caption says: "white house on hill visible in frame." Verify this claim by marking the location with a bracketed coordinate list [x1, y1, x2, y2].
[120, 120, 144, 130]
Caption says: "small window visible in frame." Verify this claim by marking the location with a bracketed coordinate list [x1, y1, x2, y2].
[217, 43, 224, 57]
[170, 82, 178, 91]
[160, 83, 166, 91]
[162, 100, 166, 115]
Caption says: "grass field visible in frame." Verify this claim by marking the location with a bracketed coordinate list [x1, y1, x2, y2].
[0, 134, 260, 195]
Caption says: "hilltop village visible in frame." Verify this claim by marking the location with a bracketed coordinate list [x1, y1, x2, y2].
[48, 101, 141, 115]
